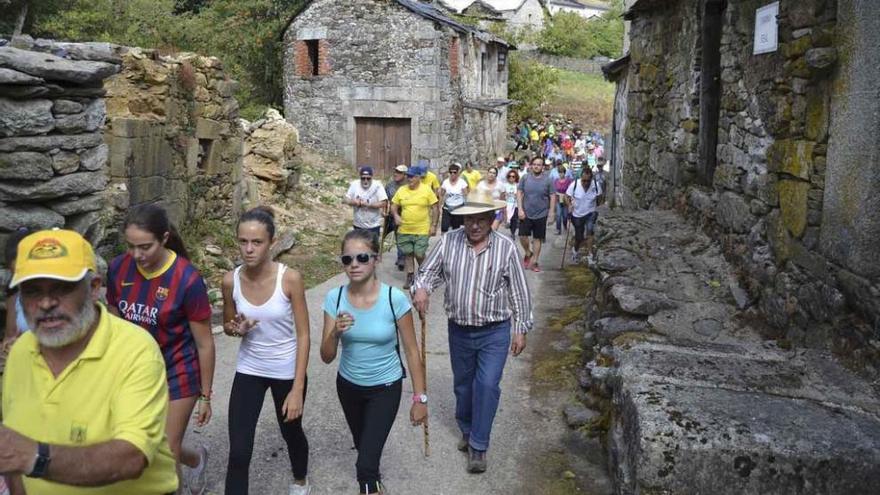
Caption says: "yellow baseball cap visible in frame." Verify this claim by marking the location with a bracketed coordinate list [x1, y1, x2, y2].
[9, 229, 97, 288]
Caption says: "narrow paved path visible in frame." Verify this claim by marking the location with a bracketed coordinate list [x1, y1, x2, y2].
[194, 230, 581, 494]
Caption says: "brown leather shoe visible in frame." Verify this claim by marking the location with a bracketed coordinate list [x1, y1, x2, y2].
[467, 447, 487, 473]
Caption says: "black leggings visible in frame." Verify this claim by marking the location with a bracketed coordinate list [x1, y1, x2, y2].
[441, 207, 464, 233]
[337, 374, 402, 494]
[225, 372, 309, 495]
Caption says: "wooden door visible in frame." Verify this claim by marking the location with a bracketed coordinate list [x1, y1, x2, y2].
[355, 118, 411, 179]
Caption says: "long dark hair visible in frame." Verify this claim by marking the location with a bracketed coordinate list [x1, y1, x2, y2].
[124, 204, 190, 259]
[341, 229, 380, 254]
[238, 206, 276, 240]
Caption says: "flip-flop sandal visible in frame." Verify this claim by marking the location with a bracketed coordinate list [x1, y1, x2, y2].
[523, 254, 532, 268]
[531, 264, 541, 273]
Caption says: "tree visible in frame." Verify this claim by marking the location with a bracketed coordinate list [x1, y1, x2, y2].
[507, 53, 559, 123]
[538, 3, 624, 59]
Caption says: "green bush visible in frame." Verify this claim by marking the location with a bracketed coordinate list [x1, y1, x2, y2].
[507, 53, 559, 123]
[538, 2, 624, 59]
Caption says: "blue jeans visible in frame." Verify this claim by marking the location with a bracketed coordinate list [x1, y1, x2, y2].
[448, 319, 511, 452]
[555, 201, 569, 232]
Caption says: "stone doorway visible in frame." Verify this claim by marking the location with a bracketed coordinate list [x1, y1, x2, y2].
[355, 117, 411, 178]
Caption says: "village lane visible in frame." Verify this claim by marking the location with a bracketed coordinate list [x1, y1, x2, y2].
[192, 233, 585, 494]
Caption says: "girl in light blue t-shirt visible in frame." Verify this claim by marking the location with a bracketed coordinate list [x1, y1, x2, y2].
[320, 229, 427, 495]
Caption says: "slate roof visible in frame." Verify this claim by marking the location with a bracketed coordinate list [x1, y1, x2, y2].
[282, 0, 512, 47]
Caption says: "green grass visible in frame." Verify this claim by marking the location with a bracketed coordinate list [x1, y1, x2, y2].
[545, 69, 615, 133]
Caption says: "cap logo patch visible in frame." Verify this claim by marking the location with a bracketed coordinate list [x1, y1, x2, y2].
[28, 238, 69, 260]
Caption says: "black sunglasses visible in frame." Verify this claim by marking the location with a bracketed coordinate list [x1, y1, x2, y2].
[340, 252, 377, 266]
[360, 176, 372, 180]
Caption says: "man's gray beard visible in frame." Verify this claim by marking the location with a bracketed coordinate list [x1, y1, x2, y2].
[30, 300, 98, 349]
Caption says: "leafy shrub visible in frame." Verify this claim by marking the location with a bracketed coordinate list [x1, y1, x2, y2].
[507, 53, 559, 123]
[538, 2, 624, 59]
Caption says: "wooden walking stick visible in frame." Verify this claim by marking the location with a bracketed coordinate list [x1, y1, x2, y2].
[419, 311, 430, 457]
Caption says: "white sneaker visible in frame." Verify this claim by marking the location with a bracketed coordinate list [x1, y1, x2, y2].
[289, 481, 311, 495]
[570, 248, 579, 263]
[587, 254, 596, 265]
[188, 445, 208, 495]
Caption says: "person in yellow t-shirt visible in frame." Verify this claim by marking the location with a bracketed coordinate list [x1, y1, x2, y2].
[391, 164, 439, 289]
[421, 170, 441, 195]
[0, 229, 177, 495]
[461, 161, 483, 191]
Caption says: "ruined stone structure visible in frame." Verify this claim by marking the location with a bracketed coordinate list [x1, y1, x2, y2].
[282, 0, 513, 177]
[604, 0, 880, 372]
[0, 42, 117, 263]
[103, 48, 244, 251]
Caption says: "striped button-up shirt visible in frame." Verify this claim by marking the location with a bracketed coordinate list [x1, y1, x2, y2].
[413, 229, 533, 334]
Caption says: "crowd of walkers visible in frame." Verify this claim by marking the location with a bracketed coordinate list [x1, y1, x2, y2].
[0, 122, 606, 495]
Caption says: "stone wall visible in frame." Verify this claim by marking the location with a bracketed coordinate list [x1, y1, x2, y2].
[518, 50, 605, 75]
[619, 0, 880, 373]
[0, 41, 118, 264]
[103, 48, 244, 252]
[283, 0, 510, 173]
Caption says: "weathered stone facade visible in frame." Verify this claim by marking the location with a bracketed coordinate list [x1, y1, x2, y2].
[103, 48, 244, 251]
[608, 0, 880, 373]
[282, 0, 511, 175]
[0, 42, 118, 263]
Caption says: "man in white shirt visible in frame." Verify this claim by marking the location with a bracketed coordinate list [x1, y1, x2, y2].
[344, 166, 388, 236]
[564, 167, 603, 264]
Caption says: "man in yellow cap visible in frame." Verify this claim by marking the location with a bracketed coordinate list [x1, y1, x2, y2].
[0, 229, 178, 495]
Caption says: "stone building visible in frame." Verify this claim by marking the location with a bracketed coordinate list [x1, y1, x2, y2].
[438, 0, 547, 31]
[546, 0, 609, 19]
[603, 0, 880, 372]
[282, 0, 513, 177]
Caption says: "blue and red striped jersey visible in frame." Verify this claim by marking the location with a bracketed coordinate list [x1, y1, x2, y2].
[106, 251, 212, 400]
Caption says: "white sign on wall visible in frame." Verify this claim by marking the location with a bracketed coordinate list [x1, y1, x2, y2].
[753, 2, 779, 54]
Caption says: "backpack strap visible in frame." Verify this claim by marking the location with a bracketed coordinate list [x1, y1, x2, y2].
[335, 286, 343, 313]
[388, 285, 407, 379]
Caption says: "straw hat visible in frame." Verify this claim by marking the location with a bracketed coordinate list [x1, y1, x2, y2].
[449, 189, 506, 216]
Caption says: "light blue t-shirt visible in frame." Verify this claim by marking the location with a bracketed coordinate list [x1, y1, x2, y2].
[322, 283, 411, 387]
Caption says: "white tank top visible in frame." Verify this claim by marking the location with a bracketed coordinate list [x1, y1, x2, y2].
[233, 264, 298, 380]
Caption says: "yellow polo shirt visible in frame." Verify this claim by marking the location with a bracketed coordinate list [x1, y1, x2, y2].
[461, 169, 482, 190]
[2, 303, 177, 495]
[392, 183, 438, 235]
[421, 171, 441, 191]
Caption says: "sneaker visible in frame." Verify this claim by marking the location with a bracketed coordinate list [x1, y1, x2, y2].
[570, 250, 580, 263]
[467, 447, 487, 473]
[289, 481, 311, 495]
[457, 434, 469, 452]
[555, 229, 562, 235]
[587, 254, 596, 265]
[188, 445, 208, 495]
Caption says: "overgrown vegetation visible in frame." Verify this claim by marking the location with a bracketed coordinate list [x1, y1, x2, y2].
[507, 53, 560, 123]
[0, 0, 307, 119]
[538, 1, 625, 59]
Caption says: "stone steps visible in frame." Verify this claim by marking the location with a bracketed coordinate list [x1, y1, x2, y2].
[586, 209, 880, 494]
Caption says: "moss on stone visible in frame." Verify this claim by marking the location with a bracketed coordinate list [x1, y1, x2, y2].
[778, 179, 810, 238]
[781, 36, 813, 59]
[781, 140, 815, 180]
[804, 91, 829, 141]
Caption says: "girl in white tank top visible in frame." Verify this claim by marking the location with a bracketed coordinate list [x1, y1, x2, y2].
[221, 207, 312, 495]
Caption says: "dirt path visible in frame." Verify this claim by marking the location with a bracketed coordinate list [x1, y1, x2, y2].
[191, 229, 610, 494]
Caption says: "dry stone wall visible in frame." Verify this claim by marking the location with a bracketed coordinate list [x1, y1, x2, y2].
[622, 0, 879, 373]
[103, 48, 244, 252]
[0, 41, 118, 263]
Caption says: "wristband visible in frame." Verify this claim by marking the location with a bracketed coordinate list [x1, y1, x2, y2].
[412, 393, 428, 404]
[27, 442, 51, 478]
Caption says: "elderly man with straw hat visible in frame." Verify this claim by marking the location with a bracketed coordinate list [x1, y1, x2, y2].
[412, 190, 533, 474]
[0, 229, 177, 495]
